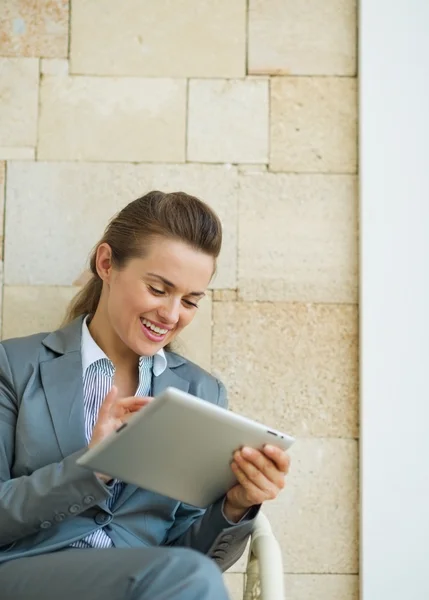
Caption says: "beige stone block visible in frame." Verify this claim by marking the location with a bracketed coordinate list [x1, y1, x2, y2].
[2, 286, 78, 340]
[41, 58, 69, 75]
[223, 573, 244, 600]
[270, 77, 357, 174]
[284, 574, 359, 600]
[248, 0, 357, 76]
[238, 173, 358, 303]
[262, 439, 359, 573]
[187, 79, 269, 163]
[213, 290, 238, 302]
[70, 0, 246, 78]
[0, 0, 68, 58]
[212, 302, 358, 438]
[173, 294, 212, 372]
[5, 162, 238, 289]
[5, 162, 118, 286]
[0, 162, 4, 261]
[0, 58, 39, 148]
[38, 76, 186, 162]
[0, 147, 35, 160]
[237, 164, 268, 175]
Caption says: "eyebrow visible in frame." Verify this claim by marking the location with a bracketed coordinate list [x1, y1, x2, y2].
[146, 273, 206, 297]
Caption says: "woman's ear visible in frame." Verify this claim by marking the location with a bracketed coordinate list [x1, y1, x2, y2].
[95, 243, 113, 284]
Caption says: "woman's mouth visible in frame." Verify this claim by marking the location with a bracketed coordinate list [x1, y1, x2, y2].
[140, 318, 169, 342]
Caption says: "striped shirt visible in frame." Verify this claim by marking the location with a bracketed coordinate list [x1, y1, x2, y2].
[71, 316, 167, 549]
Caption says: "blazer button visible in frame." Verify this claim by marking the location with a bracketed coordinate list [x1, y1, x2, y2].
[94, 512, 112, 526]
[54, 513, 66, 523]
[218, 542, 229, 550]
[83, 495, 95, 505]
[40, 520, 52, 529]
[68, 504, 81, 514]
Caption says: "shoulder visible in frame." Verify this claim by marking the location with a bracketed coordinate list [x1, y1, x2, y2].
[0, 331, 52, 388]
[0, 331, 50, 364]
[0, 317, 83, 372]
[165, 351, 227, 408]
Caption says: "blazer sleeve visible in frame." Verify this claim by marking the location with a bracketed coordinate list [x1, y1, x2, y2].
[0, 343, 112, 547]
[164, 379, 259, 571]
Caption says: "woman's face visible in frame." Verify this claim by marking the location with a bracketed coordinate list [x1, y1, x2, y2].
[97, 236, 215, 357]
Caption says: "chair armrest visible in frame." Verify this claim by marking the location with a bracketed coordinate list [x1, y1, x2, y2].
[243, 512, 285, 600]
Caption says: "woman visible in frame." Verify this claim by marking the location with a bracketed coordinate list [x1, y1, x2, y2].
[0, 191, 290, 600]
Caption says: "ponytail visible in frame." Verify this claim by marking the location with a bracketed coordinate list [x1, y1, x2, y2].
[62, 275, 102, 325]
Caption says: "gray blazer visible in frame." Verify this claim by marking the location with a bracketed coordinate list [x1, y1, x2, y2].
[0, 317, 256, 570]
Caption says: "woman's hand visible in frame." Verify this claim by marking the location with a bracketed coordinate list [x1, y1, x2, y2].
[89, 385, 152, 482]
[89, 385, 152, 448]
[224, 445, 291, 522]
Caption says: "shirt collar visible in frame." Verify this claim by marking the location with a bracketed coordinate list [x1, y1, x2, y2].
[81, 316, 167, 377]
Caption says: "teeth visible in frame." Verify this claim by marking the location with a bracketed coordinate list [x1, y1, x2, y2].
[141, 318, 168, 335]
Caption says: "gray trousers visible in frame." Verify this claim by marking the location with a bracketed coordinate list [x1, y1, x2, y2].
[0, 547, 230, 600]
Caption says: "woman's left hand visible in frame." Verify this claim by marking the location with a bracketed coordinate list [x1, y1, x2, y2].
[224, 445, 290, 522]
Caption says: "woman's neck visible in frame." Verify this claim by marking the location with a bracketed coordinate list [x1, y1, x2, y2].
[88, 307, 139, 373]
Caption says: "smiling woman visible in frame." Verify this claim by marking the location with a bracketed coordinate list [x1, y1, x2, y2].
[0, 190, 290, 600]
[64, 191, 221, 353]
[63, 192, 220, 376]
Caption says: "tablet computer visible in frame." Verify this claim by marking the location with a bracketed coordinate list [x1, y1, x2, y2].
[77, 387, 295, 508]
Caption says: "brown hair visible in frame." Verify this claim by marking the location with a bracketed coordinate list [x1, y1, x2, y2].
[63, 191, 222, 324]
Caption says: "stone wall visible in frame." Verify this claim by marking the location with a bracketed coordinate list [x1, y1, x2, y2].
[0, 1, 358, 598]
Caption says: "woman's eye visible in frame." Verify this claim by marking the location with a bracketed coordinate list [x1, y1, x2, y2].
[149, 286, 165, 295]
[183, 299, 198, 309]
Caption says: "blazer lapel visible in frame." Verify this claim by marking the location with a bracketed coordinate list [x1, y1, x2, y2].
[151, 363, 190, 397]
[114, 361, 189, 510]
[41, 317, 86, 459]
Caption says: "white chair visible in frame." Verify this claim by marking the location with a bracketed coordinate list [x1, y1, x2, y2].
[243, 512, 285, 600]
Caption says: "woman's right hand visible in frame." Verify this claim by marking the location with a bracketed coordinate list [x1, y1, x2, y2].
[89, 385, 152, 482]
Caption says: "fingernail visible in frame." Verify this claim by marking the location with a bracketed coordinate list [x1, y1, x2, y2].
[264, 444, 275, 452]
[242, 447, 252, 457]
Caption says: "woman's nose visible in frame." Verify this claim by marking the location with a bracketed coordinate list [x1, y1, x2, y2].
[157, 299, 180, 324]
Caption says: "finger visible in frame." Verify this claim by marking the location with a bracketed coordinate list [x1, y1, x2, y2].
[98, 385, 119, 416]
[234, 452, 283, 497]
[123, 412, 139, 423]
[262, 445, 291, 474]
[118, 396, 152, 410]
[112, 398, 152, 420]
[123, 401, 151, 415]
[238, 448, 285, 489]
[231, 462, 273, 504]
